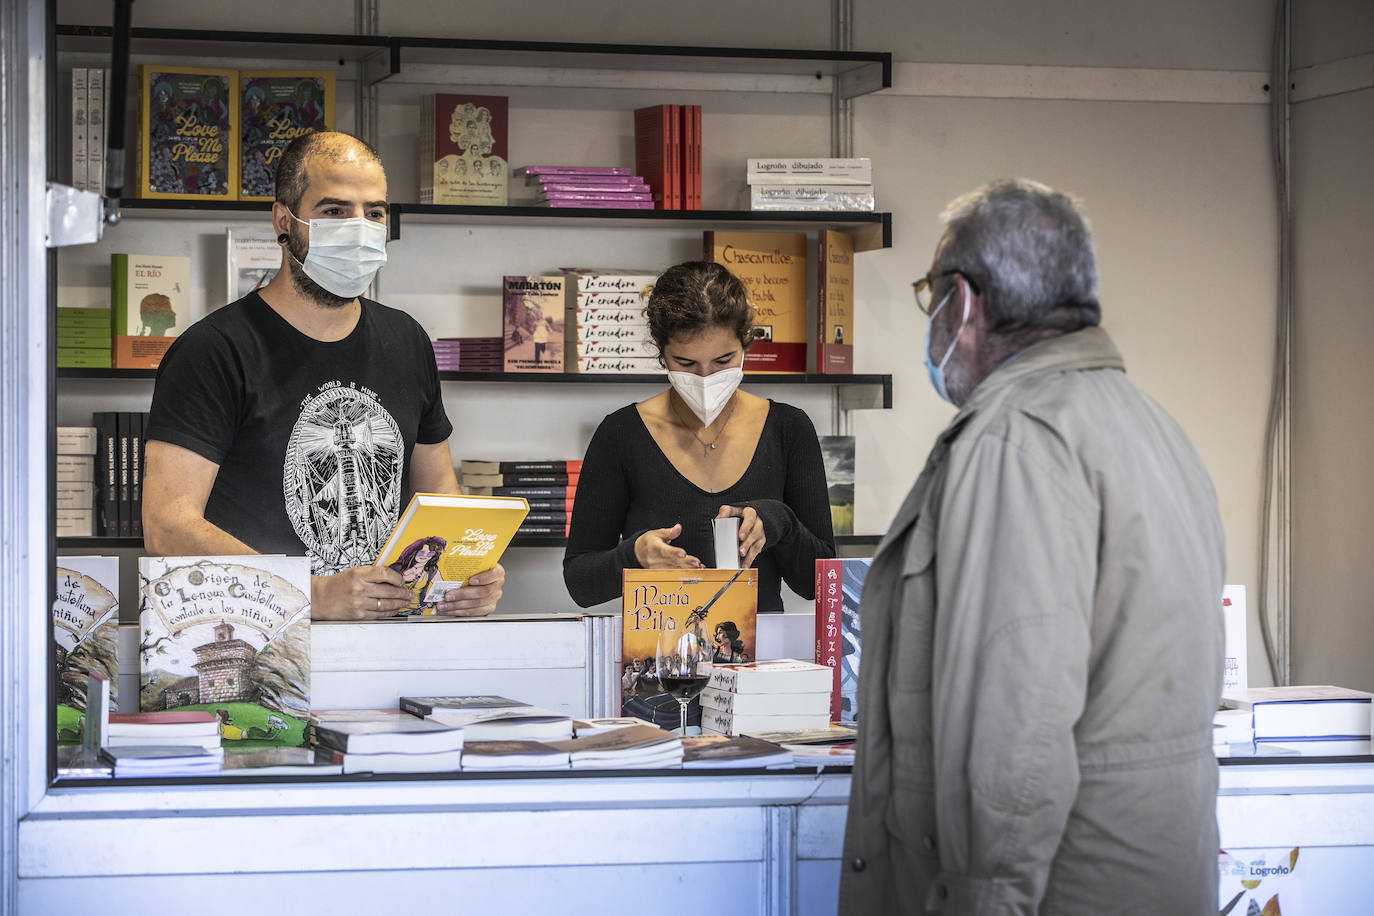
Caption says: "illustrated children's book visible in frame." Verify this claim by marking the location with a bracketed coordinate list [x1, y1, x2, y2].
[703, 230, 807, 373]
[503, 275, 566, 373]
[138, 556, 311, 748]
[620, 569, 759, 722]
[373, 493, 529, 615]
[815, 557, 870, 723]
[421, 93, 509, 205]
[238, 70, 335, 201]
[137, 65, 238, 200]
[54, 556, 121, 741]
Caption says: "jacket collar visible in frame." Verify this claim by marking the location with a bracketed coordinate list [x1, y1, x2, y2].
[876, 327, 1124, 558]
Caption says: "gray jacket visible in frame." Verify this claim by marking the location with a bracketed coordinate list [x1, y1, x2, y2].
[839, 327, 1224, 915]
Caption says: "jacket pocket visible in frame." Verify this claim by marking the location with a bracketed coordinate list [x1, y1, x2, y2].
[888, 522, 937, 698]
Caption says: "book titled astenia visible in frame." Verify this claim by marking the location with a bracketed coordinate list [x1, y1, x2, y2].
[374, 492, 529, 615]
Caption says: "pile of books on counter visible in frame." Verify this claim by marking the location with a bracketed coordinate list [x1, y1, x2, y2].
[515, 165, 654, 209]
[432, 336, 502, 372]
[459, 459, 579, 537]
[1218, 685, 1373, 758]
[100, 709, 225, 777]
[563, 267, 658, 375]
[700, 659, 834, 737]
[744, 157, 875, 212]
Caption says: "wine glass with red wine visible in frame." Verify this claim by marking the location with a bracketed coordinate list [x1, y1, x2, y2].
[656, 610, 710, 737]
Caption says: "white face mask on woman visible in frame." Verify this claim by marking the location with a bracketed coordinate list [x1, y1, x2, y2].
[286, 211, 388, 298]
[667, 366, 744, 426]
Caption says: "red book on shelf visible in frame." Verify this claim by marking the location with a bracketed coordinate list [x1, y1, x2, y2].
[667, 104, 681, 210]
[691, 105, 702, 209]
[633, 105, 672, 210]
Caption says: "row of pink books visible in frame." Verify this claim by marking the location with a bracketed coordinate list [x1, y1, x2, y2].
[514, 165, 654, 210]
[433, 337, 503, 372]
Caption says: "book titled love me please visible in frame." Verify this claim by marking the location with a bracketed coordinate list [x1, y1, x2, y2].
[374, 493, 529, 615]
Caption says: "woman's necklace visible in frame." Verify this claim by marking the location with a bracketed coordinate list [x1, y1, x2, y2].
[673, 392, 739, 457]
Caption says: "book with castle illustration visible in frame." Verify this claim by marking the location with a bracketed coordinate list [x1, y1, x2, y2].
[138, 556, 311, 747]
[54, 556, 121, 742]
[110, 252, 192, 369]
[620, 569, 759, 724]
[420, 93, 509, 206]
[703, 230, 807, 373]
[503, 275, 566, 373]
[374, 493, 530, 615]
[136, 64, 238, 201]
[238, 70, 335, 201]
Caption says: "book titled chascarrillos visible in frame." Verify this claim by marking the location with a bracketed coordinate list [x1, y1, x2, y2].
[137, 65, 238, 200]
[239, 70, 335, 201]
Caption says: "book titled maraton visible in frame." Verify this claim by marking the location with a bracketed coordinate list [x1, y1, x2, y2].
[374, 492, 529, 615]
[503, 275, 566, 373]
[138, 556, 311, 748]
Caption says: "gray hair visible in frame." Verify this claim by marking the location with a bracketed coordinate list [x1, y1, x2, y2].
[935, 179, 1100, 335]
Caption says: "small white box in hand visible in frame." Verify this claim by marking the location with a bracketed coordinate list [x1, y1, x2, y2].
[713, 516, 740, 570]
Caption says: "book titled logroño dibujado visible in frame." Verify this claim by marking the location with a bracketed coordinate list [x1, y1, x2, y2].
[745, 157, 872, 185]
[374, 493, 529, 616]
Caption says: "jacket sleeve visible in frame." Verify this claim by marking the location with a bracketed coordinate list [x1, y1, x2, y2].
[927, 429, 1096, 914]
[740, 406, 836, 599]
[562, 412, 643, 607]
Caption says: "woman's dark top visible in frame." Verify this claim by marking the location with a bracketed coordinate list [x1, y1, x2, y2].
[563, 399, 836, 610]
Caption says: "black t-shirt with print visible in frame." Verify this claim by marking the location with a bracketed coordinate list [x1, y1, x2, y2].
[145, 292, 452, 574]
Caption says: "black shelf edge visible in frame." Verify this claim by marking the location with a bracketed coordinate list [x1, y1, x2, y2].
[56, 24, 391, 50]
[57, 368, 157, 379]
[114, 198, 271, 214]
[57, 534, 885, 551]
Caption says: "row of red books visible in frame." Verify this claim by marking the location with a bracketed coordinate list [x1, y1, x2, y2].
[458, 459, 581, 537]
[633, 104, 702, 210]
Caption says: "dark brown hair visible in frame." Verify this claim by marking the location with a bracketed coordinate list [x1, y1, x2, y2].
[274, 131, 384, 213]
[645, 261, 756, 361]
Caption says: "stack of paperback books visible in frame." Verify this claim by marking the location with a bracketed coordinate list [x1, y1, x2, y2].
[563, 268, 658, 374]
[311, 714, 466, 775]
[403, 694, 573, 741]
[458, 460, 579, 537]
[681, 734, 794, 769]
[744, 157, 874, 212]
[432, 337, 503, 372]
[515, 165, 653, 209]
[1221, 685, 1374, 756]
[107, 710, 223, 752]
[56, 307, 111, 369]
[92, 411, 147, 537]
[56, 427, 97, 536]
[700, 659, 834, 737]
[101, 744, 224, 777]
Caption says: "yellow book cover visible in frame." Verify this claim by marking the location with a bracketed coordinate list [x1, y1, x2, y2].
[373, 493, 529, 615]
[138, 64, 239, 200]
[702, 230, 807, 373]
[239, 70, 336, 201]
[620, 569, 759, 718]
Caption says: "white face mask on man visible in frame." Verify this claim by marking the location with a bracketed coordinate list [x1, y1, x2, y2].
[667, 366, 744, 426]
[286, 211, 388, 298]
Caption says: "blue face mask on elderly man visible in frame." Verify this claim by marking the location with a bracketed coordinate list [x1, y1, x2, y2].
[922, 283, 971, 403]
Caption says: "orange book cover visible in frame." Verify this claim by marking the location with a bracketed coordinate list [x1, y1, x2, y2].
[816, 229, 855, 373]
[703, 230, 807, 373]
[374, 493, 529, 615]
[620, 569, 758, 716]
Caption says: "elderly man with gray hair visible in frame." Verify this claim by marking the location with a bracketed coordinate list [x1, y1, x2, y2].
[839, 179, 1225, 914]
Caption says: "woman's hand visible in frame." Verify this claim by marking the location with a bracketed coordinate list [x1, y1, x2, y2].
[716, 505, 766, 568]
[635, 523, 703, 569]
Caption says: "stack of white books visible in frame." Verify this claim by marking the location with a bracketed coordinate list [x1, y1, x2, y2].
[56, 426, 98, 536]
[403, 694, 574, 741]
[1221, 685, 1373, 756]
[1212, 708, 1255, 750]
[549, 723, 683, 769]
[311, 717, 466, 775]
[101, 745, 223, 777]
[700, 659, 833, 737]
[562, 268, 659, 375]
[743, 157, 875, 212]
[107, 710, 223, 752]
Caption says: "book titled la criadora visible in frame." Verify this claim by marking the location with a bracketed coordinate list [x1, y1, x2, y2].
[374, 492, 529, 615]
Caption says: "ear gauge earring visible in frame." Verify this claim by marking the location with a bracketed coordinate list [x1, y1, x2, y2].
[276, 233, 289, 244]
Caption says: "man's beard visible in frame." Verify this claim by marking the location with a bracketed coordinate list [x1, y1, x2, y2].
[285, 226, 353, 309]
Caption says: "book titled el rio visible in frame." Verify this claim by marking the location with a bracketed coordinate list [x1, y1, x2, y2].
[374, 493, 529, 615]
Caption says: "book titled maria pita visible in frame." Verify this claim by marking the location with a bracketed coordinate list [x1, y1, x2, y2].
[138, 556, 311, 747]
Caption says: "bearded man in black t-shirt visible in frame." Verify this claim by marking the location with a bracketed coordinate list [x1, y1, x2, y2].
[142, 132, 505, 620]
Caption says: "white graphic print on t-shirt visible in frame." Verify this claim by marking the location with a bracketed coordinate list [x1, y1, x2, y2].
[283, 382, 403, 574]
